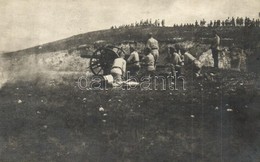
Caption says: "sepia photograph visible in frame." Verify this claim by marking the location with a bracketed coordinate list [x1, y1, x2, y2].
[0, 0, 259, 161]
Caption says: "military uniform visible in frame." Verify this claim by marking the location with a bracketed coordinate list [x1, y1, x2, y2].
[146, 37, 159, 63]
[110, 58, 126, 83]
[211, 34, 220, 68]
[183, 52, 202, 76]
[142, 53, 155, 77]
[127, 51, 140, 75]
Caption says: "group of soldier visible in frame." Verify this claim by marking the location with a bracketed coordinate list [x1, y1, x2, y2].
[111, 19, 166, 30]
[111, 17, 260, 30]
[174, 17, 260, 27]
[110, 33, 160, 85]
[109, 31, 221, 85]
[219, 17, 260, 27]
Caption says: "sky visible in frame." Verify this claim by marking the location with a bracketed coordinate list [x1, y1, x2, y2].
[0, 0, 259, 52]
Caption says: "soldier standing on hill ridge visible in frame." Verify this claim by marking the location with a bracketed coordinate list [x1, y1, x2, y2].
[210, 30, 220, 68]
[146, 33, 159, 67]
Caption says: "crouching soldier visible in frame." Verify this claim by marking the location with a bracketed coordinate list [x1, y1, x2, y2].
[110, 52, 126, 85]
[230, 45, 242, 71]
[127, 46, 140, 76]
[180, 47, 202, 77]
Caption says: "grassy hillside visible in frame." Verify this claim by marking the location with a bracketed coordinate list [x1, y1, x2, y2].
[1, 22, 259, 162]
[4, 26, 260, 56]
[0, 67, 258, 162]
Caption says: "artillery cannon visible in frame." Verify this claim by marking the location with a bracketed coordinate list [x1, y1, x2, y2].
[78, 41, 170, 76]
[89, 45, 125, 75]
[78, 43, 126, 75]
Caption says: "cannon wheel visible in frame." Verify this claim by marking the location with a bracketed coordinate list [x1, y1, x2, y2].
[89, 46, 125, 75]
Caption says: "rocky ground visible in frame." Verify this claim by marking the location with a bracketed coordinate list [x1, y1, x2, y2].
[0, 67, 259, 162]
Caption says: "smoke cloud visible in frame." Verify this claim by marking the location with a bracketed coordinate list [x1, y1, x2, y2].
[0, 51, 89, 89]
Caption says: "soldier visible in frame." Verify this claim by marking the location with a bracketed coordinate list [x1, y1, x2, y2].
[221, 20, 225, 26]
[236, 17, 240, 26]
[127, 46, 140, 76]
[146, 33, 159, 66]
[209, 20, 213, 27]
[154, 19, 158, 26]
[214, 20, 217, 27]
[142, 48, 155, 78]
[231, 17, 235, 26]
[245, 17, 249, 26]
[179, 46, 202, 77]
[240, 17, 244, 26]
[217, 20, 221, 27]
[140, 19, 144, 26]
[225, 18, 229, 26]
[157, 19, 160, 26]
[195, 20, 198, 27]
[110, 52, 126, 84]
[161, 19, 165, 27]
[201, 19, 206, 26]
[167, 46, 183, 76]
[230, 44, 242, 71]
[210, 30, 220, 68]
[256, 19, 259, 27]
